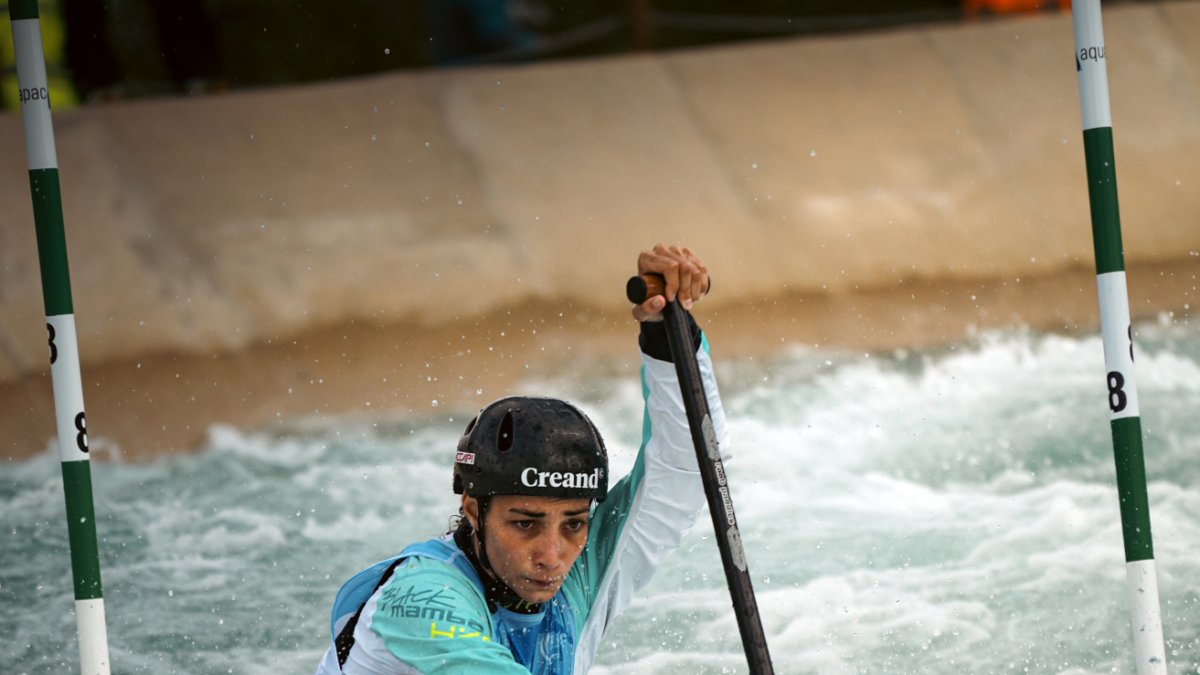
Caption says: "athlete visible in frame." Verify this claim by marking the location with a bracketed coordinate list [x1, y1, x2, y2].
[315, 244, 728, 674]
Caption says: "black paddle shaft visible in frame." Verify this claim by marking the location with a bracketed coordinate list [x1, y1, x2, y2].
[627, 274, 774, 675]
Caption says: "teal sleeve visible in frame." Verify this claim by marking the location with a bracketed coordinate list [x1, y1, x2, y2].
[562, 331, 726, 673]
[570, 445, 645, 592]
[363, 557, 532, 674]
[559, 388, 650, 625]
[560, 331, 712, 630]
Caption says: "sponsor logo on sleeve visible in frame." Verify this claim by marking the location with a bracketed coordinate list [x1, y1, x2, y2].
[379, 584, 488, 637]
[455, 451, 475, 465]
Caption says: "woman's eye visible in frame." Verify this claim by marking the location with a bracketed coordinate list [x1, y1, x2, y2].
[565, 519, 586, 532]
[513, 520, 535, 530]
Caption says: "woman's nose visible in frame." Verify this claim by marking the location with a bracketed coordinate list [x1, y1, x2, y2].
[531, 533, 565, 568]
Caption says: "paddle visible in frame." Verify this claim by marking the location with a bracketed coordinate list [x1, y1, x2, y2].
[627, 273, 774, 675]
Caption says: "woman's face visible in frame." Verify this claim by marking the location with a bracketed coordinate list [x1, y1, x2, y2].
[464, 494, 591, 605]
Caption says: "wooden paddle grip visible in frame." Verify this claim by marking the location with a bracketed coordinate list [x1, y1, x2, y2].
[625, 274, 664, 304]
[625, 273, 710, 304]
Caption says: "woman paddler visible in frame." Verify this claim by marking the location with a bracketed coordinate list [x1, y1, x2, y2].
[315, 244, 727, 674]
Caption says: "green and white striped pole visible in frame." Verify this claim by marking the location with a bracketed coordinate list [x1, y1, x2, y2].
[1070, 3, 1165, 673]
[8, 1, 111, 673]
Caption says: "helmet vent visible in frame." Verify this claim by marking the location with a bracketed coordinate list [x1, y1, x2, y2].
[497, 411, 515, 453]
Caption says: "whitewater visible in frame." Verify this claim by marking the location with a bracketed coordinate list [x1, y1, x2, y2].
[5, 319, 1200, 674]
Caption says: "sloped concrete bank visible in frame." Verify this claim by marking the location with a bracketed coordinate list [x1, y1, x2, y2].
[2, 4, 1198, 458]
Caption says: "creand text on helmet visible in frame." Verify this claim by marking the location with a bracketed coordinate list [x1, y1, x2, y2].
[520, 467, 603, 490]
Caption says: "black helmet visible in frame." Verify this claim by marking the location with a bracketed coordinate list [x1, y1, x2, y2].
[453, 397, 608, 501]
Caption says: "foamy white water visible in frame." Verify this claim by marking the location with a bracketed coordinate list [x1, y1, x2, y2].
[4, 322, 1200, 674]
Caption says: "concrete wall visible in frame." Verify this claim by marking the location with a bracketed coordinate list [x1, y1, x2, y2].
[2, 4, 1199, 456]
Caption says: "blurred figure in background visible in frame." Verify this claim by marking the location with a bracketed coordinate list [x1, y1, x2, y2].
[423, 0, 538, 64]
[963, 0, 1071, 18]
[60, 0, 223, 102]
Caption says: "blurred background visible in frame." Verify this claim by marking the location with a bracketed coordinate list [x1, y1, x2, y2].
[3, 0, 1089, 109]
[3, 0, 1199, 460]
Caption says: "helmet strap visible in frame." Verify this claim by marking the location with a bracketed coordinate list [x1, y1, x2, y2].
[473, 496, 496, 579]
[456, 496, 542, 614]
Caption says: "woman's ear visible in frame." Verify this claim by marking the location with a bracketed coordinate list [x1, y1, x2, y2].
[462, 494, 479, 531]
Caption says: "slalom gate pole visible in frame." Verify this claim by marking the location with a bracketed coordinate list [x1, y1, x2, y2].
[627, 274, 774, 675]
[1070, 3, 1166, 673]
[8, 1, 112, 673]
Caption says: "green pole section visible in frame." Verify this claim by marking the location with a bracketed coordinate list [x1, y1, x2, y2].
[8, 1, 112, 673]
[1071, 3, 1165, 673]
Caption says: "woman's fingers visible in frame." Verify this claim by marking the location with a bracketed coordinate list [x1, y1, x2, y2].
[633, 243, 708, 319]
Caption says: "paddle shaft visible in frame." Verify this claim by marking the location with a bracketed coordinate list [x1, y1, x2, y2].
[628, 274, 774, 674]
